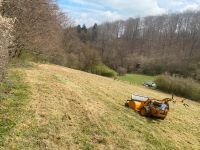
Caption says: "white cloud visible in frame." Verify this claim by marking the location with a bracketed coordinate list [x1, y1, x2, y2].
[72, 0, 166, 17]
[65, 0, 167, 26]
[70, 10, 123, 27]
[181, 3, 199, 12]
[60, 0, 200, 26]
[74, 13, 98, 27]
[103, 0, 166, 15]
[158, 0, 200, 12]
[100, 11, 123, 21]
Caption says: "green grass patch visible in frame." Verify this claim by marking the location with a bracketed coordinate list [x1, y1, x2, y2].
[0, 70, 29, 146]
[91, 64, 117, 78]
[117, 74, 155, 85]
[9, 49, 50, 68]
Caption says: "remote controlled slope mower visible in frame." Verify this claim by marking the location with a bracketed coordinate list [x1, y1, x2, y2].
[125, 95, 173, 119]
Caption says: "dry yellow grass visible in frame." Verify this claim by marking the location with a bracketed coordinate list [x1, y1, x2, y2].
[2, 64, 200, 150]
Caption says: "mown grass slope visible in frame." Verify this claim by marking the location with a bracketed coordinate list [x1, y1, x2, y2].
[1, 63, 200, 150]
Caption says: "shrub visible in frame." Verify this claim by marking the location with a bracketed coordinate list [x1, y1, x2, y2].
[142, 63, 164, 75]
[155, 75, 200, 101]
[9, 49, 50, 68]
[117, 67, 127, 76]
[92, 64, 117, 78]
[79, 45, 100, 71]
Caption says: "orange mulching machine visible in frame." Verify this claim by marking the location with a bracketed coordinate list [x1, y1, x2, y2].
[125, 94, 185, 119]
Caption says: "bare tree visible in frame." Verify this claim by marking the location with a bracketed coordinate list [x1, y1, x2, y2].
[1, 0, 70, 59]
[0, 0, 13, 81]
[93, 11, 200, 76]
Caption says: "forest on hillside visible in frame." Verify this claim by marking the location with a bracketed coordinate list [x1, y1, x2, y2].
[0, 0, 200, 82]
[91, 12, 200, 78]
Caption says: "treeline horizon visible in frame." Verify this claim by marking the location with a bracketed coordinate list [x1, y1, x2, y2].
[76, 11, 200, 79]
[0, 0, 200, 81]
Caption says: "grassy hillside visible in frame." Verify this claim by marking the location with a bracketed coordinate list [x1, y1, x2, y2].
[1, 63, 200, 150]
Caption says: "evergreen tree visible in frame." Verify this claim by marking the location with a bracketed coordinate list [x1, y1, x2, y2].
[82, 24, 87, 33]
[92, 23, 98, 41]
[77, 24, 81, 33]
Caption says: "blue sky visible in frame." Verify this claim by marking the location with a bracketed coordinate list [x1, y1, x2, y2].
[57, 0, 200, 27]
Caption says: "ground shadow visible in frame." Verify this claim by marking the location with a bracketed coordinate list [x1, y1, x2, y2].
[143, 115, 163, 123]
